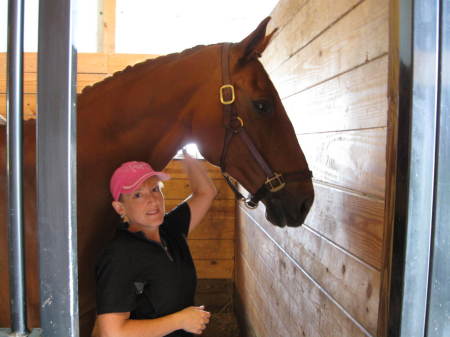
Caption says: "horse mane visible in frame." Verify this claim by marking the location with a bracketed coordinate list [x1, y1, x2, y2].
[80, 44, 216, 96]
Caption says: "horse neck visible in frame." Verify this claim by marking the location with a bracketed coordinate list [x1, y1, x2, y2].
[77, 44, 221, 170]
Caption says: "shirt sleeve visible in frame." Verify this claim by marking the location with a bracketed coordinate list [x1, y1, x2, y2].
[161, 202, 191, 237]
[95, 246, 137, 314]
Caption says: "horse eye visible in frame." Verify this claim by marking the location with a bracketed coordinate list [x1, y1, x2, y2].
[253, 100, 272, 116]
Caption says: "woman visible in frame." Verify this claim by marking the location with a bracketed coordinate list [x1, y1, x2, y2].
[93, 151, 217, 337]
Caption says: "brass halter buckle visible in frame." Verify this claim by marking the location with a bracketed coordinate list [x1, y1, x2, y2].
[265, 172, 286, 192]
[220, 84, 235, 105]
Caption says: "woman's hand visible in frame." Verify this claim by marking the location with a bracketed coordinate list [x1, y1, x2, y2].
[177, 305, 211, 334]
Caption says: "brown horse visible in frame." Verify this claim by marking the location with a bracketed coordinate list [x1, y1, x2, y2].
[0, 17, 313, 336]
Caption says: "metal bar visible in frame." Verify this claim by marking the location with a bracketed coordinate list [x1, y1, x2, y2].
[6, 0, 28, 334]
[426, 0, 450, 335]
[399, 0, 441, 335]
[37, 0, 79, 336]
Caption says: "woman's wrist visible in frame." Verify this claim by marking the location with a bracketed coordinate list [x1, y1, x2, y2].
[170, 310, 185, 331]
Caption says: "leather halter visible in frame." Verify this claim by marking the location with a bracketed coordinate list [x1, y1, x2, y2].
[218, 43, 313, 208]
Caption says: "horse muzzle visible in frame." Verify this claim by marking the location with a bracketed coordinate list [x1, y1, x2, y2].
[264, 188, 314, 228]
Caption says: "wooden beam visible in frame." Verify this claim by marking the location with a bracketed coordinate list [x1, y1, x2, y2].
[98, 0, 116, 53]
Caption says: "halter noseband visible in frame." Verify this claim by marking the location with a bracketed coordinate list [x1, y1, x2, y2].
[218, 43, 312, 209]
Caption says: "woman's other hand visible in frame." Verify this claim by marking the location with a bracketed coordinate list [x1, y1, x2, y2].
[177, 305, 211, 334]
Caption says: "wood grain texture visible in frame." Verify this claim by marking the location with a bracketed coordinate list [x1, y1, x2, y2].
[299, 128, 387, 198]
[0, 73, 108, 94]
[189, 239, 234, 260]
[162, 160, 235, 280]
[263, 0, 363, 72]
[239, 204, 380, 335]
[266, 0, 309, 34]
[163, 179, 234, 200]
[269, 0, 389, 99]
[0, 53, 162, 120]
[163, 160, 223, 179]
[284, 56, 388, 135]
[194, 259, 234, 279]
[306, 183, 385, 269]
[236, 214, 373, 336]
[0, 52, 157, 75]
[166, 199, 235, 240]
[0, 94, 36, 120]
[107, 54, 159, 73]
[378, 0, 401, 334]
[0, 53, 38, 75]
[99, 0, 116, 54]
[235, 256, 271, 337]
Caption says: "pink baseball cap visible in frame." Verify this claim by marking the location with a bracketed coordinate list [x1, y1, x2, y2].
[110, 161, 170, 201]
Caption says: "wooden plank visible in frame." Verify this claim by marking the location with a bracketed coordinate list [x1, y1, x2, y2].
[195, 279, 234, 312]
[77, 53, 108, 73]
[239, 204, 381, 335]
[299, 128, 387, 198]
[164, 160, 223, 179]
[165, 199, 235, 240]
[378, 0, 402, 334]
[270, 0, 389, 99]
[262, 0, 363, 72]
[266, 0, 309, 34]
[77, 73, 110, 93]
[163, 179, 234, 200]
[307, 183, 385, 269]
[99, 0, 116, 53]
[0, 53, 109, 74]
[107, 54, 160, 73]
[0, 73, 108, 94]
[188, 239, 234, 260]
[194, 259, 233, 279]
[0, 93, 36, 120]
[0, 53, 38, 75]
[0, 53, 5, 76]
[235, 253, 273, 337]
[237, 216, 371, 336]
[284, 56, 389, 135]
[239, 254, 293, 337]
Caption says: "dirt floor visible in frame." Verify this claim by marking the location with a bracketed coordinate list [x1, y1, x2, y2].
[203, 312, 240, 337]
[195, 279, 241, 337]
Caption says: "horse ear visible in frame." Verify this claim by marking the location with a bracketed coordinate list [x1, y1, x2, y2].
[237, 16, 278, 62]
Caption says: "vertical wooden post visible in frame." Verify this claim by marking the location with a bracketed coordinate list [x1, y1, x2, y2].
[98, 0, 116, 54]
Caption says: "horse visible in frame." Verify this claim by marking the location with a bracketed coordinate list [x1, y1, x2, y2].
[0, 17, 314, 336]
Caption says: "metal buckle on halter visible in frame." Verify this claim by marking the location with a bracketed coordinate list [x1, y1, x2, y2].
[229, 116, 244, 130]
[220, 84, 235, 105]
[265, 172, 286, 192]
[244, 198, 259, 209]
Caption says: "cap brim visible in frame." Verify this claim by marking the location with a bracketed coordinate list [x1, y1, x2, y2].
[121, 172, 170, 192]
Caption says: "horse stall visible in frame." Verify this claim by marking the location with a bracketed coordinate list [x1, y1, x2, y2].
[0, 42, 238, 337]
[234, 0, 397, 336]
[2, 0, 449, 336]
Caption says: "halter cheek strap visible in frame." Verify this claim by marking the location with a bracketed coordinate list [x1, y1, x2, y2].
[218, 43, 312, 208]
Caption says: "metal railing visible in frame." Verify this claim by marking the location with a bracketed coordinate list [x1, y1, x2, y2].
[1, 0, 79, 336]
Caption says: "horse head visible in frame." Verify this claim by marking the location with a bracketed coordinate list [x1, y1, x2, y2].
[191, 17, 314, 227]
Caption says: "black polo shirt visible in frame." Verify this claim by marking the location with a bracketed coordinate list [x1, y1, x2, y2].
[96, 202, 196, 337]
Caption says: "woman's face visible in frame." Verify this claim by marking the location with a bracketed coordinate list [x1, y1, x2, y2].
[112, 176, 165, 231]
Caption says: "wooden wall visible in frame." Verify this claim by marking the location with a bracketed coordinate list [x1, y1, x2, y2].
[0, 52, 236, 280]
[235, 0, 397, 336]
[0, 53, 159, 120]
[164, 160, 235, 279]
